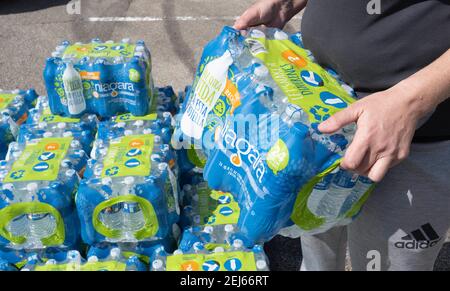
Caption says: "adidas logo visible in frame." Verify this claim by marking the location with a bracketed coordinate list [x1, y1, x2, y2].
[395, 223, 441, 249]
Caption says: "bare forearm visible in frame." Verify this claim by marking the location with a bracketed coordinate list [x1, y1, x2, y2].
[397, 49, 450, 119]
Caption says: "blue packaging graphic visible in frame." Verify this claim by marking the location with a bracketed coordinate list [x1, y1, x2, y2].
[178, 26, 375, 245]
[76, 132, 179, 245]
[44, 39, 154, 118]
[0, 137, 85, 260]
[96, 87, 176, 146]
[0, 257, 18, 271]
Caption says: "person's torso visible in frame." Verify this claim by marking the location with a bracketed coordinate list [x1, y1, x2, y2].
[301, 0, 450, 140]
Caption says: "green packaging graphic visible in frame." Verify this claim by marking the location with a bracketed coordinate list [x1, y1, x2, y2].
[4, 137, 73, 183]
[0, 94, 15, 110]
[101, 134, 154, 178]
[63, 43, 136, 59]
[166, 251, 257, 271]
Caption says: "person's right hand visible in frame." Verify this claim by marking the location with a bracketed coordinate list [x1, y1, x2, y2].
[234, 0, 307, 30]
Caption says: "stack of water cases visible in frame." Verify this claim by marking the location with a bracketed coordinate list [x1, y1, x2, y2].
[0, 89, 38, 160]
[75, 86, 181, 270]
[0, 135, 86, 267]
[176, 26, 376, 246]
[44, 38, 154, 118]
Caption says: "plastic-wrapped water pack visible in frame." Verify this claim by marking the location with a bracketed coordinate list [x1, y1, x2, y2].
[151, 243, 269, 271]
[44, 39, 154, 118]
[20, 96, 98, 155]
[22, 248, 146, 271]
[0, 137, 85, 256]
[178, 26, 375, 245]
[0, 89, 39, 160]
[76, 132, 180, 245]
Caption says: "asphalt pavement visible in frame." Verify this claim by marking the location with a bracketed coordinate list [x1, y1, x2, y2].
[0, 0, 448, 271]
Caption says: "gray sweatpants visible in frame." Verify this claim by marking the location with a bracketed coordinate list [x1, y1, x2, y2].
[300, 140, 450, 271]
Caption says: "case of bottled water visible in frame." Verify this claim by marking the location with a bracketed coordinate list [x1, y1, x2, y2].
[177, 174, 241, 251]
[93, 87, 177, 151]
[44, 39, 154, 118]
[0, 137, 86, 261]
[177, 26, 375, 245]
[22, 248, 146, 271]
[151, 242, 269, 271]
[87, 237, 177, 267]
[0, 89, 39, 124]
[19, 96, 98, 155]
[76, 130, 179, 245]
[0, 89, 39, 160]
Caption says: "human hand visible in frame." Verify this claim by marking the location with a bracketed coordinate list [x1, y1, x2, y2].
[318, 83, 425, 182]
[234, 0, 307, 30]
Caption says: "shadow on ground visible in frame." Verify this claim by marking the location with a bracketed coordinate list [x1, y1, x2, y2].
[0, 0, 69, 15]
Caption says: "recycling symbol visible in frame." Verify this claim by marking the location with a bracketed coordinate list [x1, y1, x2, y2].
[42, 115, 55, 122]
[118, 114, 131, 121]
[9, 170, 25, 180]
[309, 105, 330, 122]
[105, 166, 119, 176]
[206, 214, 216, 225]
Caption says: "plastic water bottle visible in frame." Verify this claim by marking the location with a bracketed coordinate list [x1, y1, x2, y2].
[6, 183, 57, 248]
[307, 168, 338, 215]
[280, 102, 309, 127]
[62, 60, 86, 115]
[316, 170, 359, 218]
[67, 250, 83, 271]
[253, 245, 269, 271]
[121, 177, 145, 240]
[339, 176, 373, 215]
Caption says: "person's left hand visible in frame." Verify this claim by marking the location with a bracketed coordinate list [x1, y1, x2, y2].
[318, 83, 425, 182]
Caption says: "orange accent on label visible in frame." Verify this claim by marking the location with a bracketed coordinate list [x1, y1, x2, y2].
[222, 79, 241, 114]
[180, 261, 200, 271]
[45, 143, 60, 151]
[129, 139, 144, 148]
[0, 98, 4, 103]
[282, 50, 307, 68]
[231, 154, 241, 166]
[80, 71, 100, 80]
[77, 46, 90, 52]
[169, 159, 175, 168]
[16, 113, 28, 125]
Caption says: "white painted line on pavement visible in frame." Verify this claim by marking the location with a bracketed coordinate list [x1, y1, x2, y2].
[88, 16, 302, 22]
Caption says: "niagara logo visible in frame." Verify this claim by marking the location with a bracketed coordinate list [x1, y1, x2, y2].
[220, 123, 266, 184]
[94, 81, 135, 93]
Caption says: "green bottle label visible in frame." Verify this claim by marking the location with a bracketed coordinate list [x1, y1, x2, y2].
[0, 94, 16, 110]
